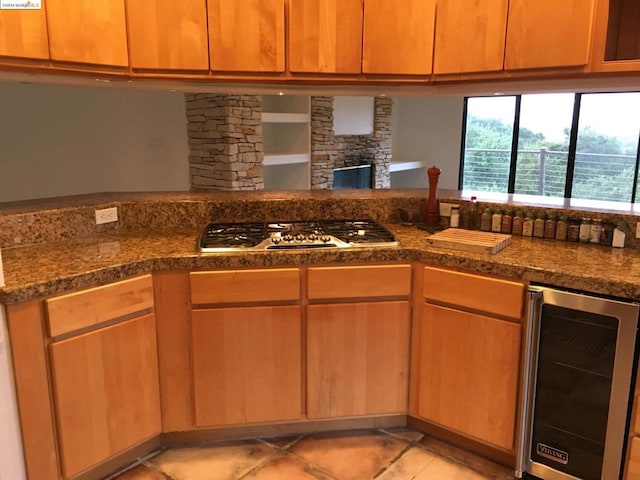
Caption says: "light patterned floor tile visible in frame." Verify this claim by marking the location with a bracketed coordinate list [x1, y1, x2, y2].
[240, 454, 335, 480]
[375, 446, 438, 479]
[419, 436, 514, 479]
[110, 464, 167, 480]
[381, 428, 425, 443]
[148, 441, 276, 480]
[289, 430, 409, 480]
[414, 456, 491, 479]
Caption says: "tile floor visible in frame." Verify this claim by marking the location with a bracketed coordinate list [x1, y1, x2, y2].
[109, 428, 516, 480]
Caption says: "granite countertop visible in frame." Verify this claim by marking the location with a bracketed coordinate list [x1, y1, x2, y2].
[3, 222, 640, 304]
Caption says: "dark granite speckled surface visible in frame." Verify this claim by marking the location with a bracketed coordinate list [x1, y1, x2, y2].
[2, 191, 640, 304]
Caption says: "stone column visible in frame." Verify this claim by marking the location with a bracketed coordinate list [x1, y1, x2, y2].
[185, 94, 264, 191]
[310, 96, 338, 190]
[372, 97, 393, 189]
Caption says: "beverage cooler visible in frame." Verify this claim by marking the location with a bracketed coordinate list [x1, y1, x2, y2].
[0, 304, 27, 480]
[516, 286, 640, 480]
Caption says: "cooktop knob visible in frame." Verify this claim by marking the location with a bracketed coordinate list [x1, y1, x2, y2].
[308, 233, 317, 241]
[283, 234, 293, 242]
[321, 235, 331, 243]
[296, 233, 305, 241]
[271, 236, 281, 244]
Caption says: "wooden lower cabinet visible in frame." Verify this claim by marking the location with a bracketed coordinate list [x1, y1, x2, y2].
[415, 303, 521, 450]
[306, 301, 410, 419]
[628, 437, 640, 479]
[191, 305, 302, 426]
[49, 314, 161, 478]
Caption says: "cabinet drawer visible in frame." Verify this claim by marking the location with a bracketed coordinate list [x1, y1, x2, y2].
[423, 266, 524, 320]
[46, 275, 154, 337]
[633, 395, 640, 435]
[307, 265, 412, 300]
[190, 268, 300, 304]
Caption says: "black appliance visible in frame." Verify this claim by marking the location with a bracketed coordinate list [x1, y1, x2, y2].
[516, 286, 639, 480]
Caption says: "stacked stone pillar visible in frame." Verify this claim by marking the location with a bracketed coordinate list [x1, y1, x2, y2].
[310, 96, 338, 190]
[186, 94, 264, 191]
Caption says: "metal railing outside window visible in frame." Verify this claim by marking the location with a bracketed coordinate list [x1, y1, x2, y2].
[460, 93, 640, 203]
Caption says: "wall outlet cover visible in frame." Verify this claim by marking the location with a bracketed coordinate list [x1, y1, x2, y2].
[439, 203, 455, 217]
[95, 207, 118, 225]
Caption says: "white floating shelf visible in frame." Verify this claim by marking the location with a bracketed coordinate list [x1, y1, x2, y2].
[389, 161, 428, 173]
[263, 153, 310, 166]
[261, 112, 310, 123]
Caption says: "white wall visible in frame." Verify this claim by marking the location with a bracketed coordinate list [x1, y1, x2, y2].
[0, 83, 190, 202]
[392, 96, 464, 189]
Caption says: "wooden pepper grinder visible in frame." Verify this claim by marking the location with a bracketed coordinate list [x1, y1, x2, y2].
[425, 165, 441, 226]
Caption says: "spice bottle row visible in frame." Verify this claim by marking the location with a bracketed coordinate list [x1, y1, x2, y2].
[464, 205, 627, 247]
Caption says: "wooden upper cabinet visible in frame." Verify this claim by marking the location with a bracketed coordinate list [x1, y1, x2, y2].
[362, 0, 436, 75]
[289, 0, 363, 74]
[208, 0, 285, 72]
[46, 0, 128, 67]
[433, 0, 508, 74]
[126, 0, 209, 71]
[0, 8, 49, 60]
[505, 0, 596, 70]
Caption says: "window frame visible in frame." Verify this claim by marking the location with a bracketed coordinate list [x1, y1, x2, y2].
[459, 92, 640, 203]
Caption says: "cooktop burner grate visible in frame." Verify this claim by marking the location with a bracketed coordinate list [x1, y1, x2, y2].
[198, 219, 399, 252]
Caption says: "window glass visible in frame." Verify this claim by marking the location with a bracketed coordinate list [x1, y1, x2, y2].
[462, 96, 516, 192]
[514, 94, 574, 197]
[573, 93, 640, 202]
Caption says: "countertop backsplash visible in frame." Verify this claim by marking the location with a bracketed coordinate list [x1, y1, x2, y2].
[1, 190, 640, 249]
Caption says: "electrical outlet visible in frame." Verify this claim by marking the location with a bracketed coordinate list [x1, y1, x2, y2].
[95, 207, 118, 225]
[439, 203, 455, 217]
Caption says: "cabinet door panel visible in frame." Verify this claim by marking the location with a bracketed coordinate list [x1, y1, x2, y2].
[49, 314, 161, 478]
[433, 0, 508, 74]
[417, 303, 521, 450]
[289, 0, 362, 74]
[126, 0, 209, 71]
[208, 0, 285, 72]
[46, 0, 128, 66]
[192, 306, 302, 426]
[362, 0, 436, 75]
[0, 8, 48, 60]
[505, 0, 595, 70]
[307, 301, 410, 418]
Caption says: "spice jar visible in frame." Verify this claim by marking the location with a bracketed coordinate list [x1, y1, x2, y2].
[450, 205, 460, 228]
[567, 217, 581, 242]
[501, 209, 513, 234]
[589, 218, 602, 244]
[579, 218, 592, 243]
[481, 208, 492, 231]
[512, 210, 524, 235]
[544, 214, 557, 239]
[491, 209, 503, 233]
[533, 213, 546, 238]
[522, 212, 534, 237]
[600, 222, 615, 246]
[555, 215, 568, 241]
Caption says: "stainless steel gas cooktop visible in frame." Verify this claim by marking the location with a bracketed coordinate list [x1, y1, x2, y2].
[198, 219, 399, 252]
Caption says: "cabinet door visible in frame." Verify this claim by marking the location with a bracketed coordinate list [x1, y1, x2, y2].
[0, 8, 48, 60]
[505, 0, 596, 70]
[126, 0, 209, 71]
[208, 0, 285, 72]
[289, 0, 362, 74]
[307, 301, 410, 419]
[417, 303, 521, 450]
[46, 0, 128, 67]
[192, 306, 302, 426]
[433, 0, 508, 74]
[49, 314, 161, 478]
[362, 0, 436, 75]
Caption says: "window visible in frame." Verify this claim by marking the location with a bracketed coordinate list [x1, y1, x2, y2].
[460, 92, 640, 203]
